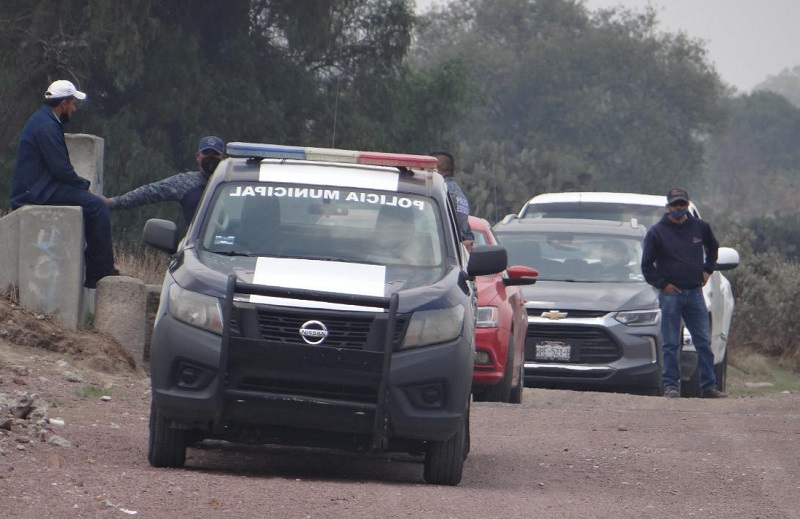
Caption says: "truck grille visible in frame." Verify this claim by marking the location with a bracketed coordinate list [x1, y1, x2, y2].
[527, 309, 608, 318]
[229, 306, 407, 350]
[525, 325, 621, 363]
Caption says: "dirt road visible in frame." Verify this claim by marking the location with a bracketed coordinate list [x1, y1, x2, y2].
[2, 326, 799, 519]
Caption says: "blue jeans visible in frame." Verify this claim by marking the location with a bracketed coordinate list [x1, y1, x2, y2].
[46, 184, 116, 282]
[658, 288, 716, 391]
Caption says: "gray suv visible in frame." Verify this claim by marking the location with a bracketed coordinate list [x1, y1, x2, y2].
[493, 218, 663, 394]
[503, 192, 740, 396]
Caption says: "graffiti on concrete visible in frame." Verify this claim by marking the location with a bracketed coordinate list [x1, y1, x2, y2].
[28, 227, 61, 313]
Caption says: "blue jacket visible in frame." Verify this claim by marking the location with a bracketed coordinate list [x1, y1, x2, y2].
[641, 213, 719, 290]
[10, 106, 90, 209]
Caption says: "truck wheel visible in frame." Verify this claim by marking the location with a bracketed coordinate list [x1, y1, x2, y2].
[148, 400, 187, 468]
[423, 414, 467, 485]
[509, 360, 524, 404]
[482, 338, 514, 402]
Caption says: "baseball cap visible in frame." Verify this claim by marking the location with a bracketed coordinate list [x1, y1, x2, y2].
[197, 136, 225, 155]
[44, 80, 87, 101]
[666, 187, 689, 204]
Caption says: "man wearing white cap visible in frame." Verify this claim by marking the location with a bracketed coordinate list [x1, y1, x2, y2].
[10, 80, 118, 289]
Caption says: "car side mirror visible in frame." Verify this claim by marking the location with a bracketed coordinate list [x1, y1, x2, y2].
[467, 244, 507, 277]
[503, 265, 539, 286]
[143, 218, 179, 254]
[715, 247, 740, 271]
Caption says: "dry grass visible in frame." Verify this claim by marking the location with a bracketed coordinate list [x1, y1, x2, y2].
[113, 244, 171, 285]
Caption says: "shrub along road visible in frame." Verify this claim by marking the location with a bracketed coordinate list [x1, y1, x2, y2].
[1, 296, 799, 518]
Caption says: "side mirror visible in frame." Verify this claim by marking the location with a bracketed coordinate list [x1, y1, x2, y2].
[143, 218, 179, 254]
[467, 244, 507, 277]
[716, 247, 740, 271]
[503, 265, 539, 286]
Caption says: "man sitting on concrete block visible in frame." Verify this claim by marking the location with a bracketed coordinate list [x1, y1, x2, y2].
[10, 79, 119, 289]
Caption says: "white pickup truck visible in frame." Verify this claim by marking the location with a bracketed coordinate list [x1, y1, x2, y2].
[503, 192, 740, 397]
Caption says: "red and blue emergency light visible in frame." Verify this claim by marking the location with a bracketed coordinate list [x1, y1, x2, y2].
[226, 142, 438, 170]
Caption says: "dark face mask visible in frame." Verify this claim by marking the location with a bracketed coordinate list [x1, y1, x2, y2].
[200, 156, 221, 176]
[669, 208, 688, 220]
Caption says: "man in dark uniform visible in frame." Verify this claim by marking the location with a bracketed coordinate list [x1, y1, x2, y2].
[429, 151, 475, 251]
[106, 136, 226, 225]
[10, 80, 118, 289]
[641, 188, 726, 398]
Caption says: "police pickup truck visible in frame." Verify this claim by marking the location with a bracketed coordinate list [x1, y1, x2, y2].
[142, 143, 506, 485]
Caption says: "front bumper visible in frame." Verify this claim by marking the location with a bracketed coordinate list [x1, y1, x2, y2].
[150, 314, 473, 445]
[523, 313, 662, 392]
[472, 326, 507, 387]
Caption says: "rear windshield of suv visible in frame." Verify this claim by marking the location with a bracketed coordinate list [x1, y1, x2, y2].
[522, 202, 666, 227]
[199, 182, 445, 267]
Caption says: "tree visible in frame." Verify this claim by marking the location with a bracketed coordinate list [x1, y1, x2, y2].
[0, 0, 476, 243]
[704, 91, 800, 217]
[755, 65, 800, 108]
[412, 0, 727, 218]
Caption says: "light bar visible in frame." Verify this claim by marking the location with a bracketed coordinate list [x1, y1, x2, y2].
[358, 152, 437, 169]
[226, 142, 438, 170]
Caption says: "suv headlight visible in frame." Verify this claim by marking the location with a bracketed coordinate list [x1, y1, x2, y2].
[402, 305, 465, 349]
[614, 309, 660, 326]
[168, 284, 223, 334]
[476, 306, 499, 328]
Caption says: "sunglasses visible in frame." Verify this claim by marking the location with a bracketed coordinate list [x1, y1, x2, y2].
[668, 200, 689, 208]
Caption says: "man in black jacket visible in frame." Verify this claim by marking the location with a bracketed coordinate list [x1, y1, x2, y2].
[641, 188, 726, 398]
[10, 80, 118, 289]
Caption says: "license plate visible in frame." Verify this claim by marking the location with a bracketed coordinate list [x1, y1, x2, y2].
[535, 342, 571, 361]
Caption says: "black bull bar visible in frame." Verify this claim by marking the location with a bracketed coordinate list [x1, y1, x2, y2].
[215, 274, 399, 450]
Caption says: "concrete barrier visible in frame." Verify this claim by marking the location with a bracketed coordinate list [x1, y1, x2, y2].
[18, 206, 85, 329]
[0, 133, 104, 329]
[65, 134, 105, 196]
[94, 276, 147, 368]
[1, 133, 159, 364]
[0, 210, 20, 293]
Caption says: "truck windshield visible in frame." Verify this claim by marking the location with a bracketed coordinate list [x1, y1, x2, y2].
[200, 182, 444, 267]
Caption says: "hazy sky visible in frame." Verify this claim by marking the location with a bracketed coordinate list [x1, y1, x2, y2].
[416, 0, 800, 93]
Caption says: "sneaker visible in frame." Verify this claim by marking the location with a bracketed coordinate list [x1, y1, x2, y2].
[663, 387, 680, 398]
[700, 388, 728, 399]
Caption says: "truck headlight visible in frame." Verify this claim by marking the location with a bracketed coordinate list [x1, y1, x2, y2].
[476, 306, 499, 328]
[614, 309, 660, 326]
[402, 305, 465, 349]
[168, 284, 223, 334]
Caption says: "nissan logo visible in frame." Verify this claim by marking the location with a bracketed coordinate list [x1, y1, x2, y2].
[299, 320, 329, 345]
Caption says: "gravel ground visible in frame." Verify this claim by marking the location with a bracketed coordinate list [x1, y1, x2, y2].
[2, 296, 799, 519]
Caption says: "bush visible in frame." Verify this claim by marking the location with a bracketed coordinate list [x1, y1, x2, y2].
[726, 250, 800, 371]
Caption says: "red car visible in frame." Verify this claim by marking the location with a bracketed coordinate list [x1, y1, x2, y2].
[469, 216, 538, 403]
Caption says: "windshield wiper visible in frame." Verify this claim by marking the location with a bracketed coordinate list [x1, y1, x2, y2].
[210, 250, 255, 257]
[301, 255, 353, 263]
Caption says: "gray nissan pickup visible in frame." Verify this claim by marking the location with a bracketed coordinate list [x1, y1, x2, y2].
[142, 142, 506, 485]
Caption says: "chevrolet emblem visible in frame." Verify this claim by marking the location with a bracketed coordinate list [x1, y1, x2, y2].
[541, 310, 568, 320]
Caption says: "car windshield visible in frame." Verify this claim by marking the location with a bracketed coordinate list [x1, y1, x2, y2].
[494, 231, 644, 283]
[522, 202, 665, 227]
[199, 182, 445, 267]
